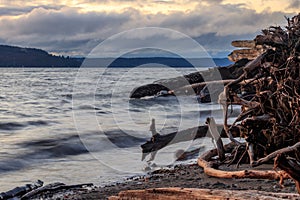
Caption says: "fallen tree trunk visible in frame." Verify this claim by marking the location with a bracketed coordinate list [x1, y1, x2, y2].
[141, 124, 240, 161]
[174, 79, 235, 96]
[130, 59, 249, 99]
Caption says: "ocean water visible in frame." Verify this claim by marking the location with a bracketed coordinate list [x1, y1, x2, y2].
[0, 67, 236, 191]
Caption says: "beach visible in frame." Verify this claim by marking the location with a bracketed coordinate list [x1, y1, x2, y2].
[1, 4, 300, 199]
[25, 163, 298, 199]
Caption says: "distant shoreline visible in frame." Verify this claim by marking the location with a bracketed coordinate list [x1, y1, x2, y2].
[0, 44, 232, 67]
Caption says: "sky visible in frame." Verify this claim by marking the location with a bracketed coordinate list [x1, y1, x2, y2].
[0, 0, 298, 57]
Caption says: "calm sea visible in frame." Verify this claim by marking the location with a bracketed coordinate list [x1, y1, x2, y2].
[0, 67, 233, 191]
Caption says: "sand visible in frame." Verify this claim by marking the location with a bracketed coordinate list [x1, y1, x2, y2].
[30, 163, 298, 200]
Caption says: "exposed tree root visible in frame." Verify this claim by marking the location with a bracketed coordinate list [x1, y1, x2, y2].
[197, 144, 289, 182]
[141, 14, 300, 195]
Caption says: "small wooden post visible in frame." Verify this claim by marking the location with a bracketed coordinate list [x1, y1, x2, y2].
[148, 118, 159, 162]
[206, 117, 225, 161]
[150, 118, 158, 137]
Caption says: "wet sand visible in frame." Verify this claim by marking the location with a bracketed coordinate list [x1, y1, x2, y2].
[35, 163, 298, 200]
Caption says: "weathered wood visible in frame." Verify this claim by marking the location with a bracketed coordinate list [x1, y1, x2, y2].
[21, 183, 93, 200]
[138, 14, 300, 193]
[149, 118, 159, 137]
[21, 182, 65, 200]
[206, 117, 225, 161]
[228, 49, 261, 62]
[0, 180, 43, 200]
[141, 125, 240, 161]
[197, 144, 290, 181]
[275, 154, 300, 194]
[220, 15, 300, 184]
[247, 142, 255, 166]
[130, 61, 248, 99]
[175, 146, 204, 161]
[228, 39, 265, 62]
[174, 79, 235, 96]
[109, 188, 300, 200]
[252, 142, 300, 167]
[231, 40, 256, 48]
[243, 51, 267, 73]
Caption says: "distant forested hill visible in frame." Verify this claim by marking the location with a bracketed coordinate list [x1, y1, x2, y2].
[0, 44, 232, 67]
[0, 45, 82, 67]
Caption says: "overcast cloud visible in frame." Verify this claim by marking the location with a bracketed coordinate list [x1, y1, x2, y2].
[0, 1, 296, 57]
[287, 0, 300, 9]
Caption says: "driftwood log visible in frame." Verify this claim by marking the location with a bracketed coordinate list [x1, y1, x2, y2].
[202, 14, 300, 193]
[141, 119, 240, 162]
[0, 181, 93, 200]
[203, 14, 300, 194]
[228, 40, 264, 62]
[0, 180, 43, 200]
[139, 14, 300, 194]
[21, 182, 93, 200]
[109, 188, 300, 200]
[197, 142, 290, 182]
[130, 59, 248, 100]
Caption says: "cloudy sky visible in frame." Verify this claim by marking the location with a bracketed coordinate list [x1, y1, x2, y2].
[0, 0, 298, 57]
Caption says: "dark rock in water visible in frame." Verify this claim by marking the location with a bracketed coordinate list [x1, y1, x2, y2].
[130, 59, 250, 101]
[130, 84, 169, 99]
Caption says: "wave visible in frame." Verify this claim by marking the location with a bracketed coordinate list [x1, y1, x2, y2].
[0, 135, 90, 173]
[60, 94, 72, 99]
[0, 120, 49, 131]
[27, 120, 49, 126]
[0, 122, 25, 131]
[104, 129, 147, 148]
[77, 105, 102, 110]
[96, 111, 110, 115]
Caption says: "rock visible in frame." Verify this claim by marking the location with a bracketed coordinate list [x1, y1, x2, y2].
[212, 181, 226, 188]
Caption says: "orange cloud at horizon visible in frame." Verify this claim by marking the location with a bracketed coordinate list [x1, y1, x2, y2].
[0, 0, 296, 16]
[0, 0, 200, 15]
[222, 0, 298, 13]
[0, 0, 297, 22]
